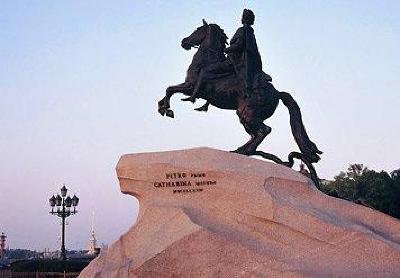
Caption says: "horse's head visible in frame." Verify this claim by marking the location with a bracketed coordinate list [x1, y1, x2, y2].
[181, 19, 228, 52]
[181, 19, 209, 50]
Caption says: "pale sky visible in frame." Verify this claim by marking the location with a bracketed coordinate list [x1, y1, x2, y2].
[1, 0, 399, 250]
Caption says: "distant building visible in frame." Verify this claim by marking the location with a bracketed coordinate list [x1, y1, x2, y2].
[320, 179, 333, 186]
[0, 233, 6, 259]
[87, 229, 97, 256]
[391, 169, 400, 178]
[42, 248, 60, 259]
[87, 212, 98, 256]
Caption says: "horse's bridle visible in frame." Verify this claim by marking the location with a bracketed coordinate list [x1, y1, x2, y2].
[189, 25, 222, 54]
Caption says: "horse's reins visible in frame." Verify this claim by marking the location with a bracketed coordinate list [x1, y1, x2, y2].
[190, 44, 222, 56]
[189, 26, 220, 53]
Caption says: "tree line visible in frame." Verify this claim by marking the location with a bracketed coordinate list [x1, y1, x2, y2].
[320, 164, 400, 219]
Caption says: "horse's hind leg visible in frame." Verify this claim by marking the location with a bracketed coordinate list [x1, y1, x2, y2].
[234, 108, 271, 155]
[235, 122, 271, 155]
[251, 123, 271, 152]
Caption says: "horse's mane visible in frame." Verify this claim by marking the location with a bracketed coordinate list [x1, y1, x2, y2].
[209, 24, 228, 46]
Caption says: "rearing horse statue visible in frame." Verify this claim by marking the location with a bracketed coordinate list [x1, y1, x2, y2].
[158, 20, 323, 187]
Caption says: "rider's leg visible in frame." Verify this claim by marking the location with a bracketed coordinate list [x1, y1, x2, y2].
[182, 61, 232, 103]
[181, 70, 204, 103]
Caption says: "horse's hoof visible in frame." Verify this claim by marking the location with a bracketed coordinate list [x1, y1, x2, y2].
[231, 149, 248, 156]
[166, 109, 174, 118]
[232, 146, 253, 156]
[232, 148, 246, 155]
[158, 107, 166, 116]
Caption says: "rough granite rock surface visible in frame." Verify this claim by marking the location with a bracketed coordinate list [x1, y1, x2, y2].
[79, 147, 400, 278]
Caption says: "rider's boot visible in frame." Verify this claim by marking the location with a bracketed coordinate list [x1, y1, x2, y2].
[181, 82, 200, 103]
[194, 101, 210, 112]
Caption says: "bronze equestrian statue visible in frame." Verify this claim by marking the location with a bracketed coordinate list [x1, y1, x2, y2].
[158, 9, 323, 187]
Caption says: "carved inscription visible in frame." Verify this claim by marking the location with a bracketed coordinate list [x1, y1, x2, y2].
[154, 172, 217, 194]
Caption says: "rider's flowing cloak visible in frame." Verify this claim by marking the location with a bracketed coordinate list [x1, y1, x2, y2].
[229, 25, 263, 88]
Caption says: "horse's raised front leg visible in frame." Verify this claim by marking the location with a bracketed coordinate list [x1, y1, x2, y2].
[158, 82, 193, 118]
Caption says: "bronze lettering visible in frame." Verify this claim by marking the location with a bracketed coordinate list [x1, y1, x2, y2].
[156, 172, 216, 194]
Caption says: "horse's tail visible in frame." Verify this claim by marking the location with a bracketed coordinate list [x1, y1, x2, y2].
[279, 91, 322, 163]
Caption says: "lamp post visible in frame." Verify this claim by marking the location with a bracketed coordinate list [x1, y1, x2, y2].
[49, 185, 79, 262]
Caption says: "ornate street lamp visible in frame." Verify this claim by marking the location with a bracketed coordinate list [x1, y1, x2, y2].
[48, 185, 79, 262]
